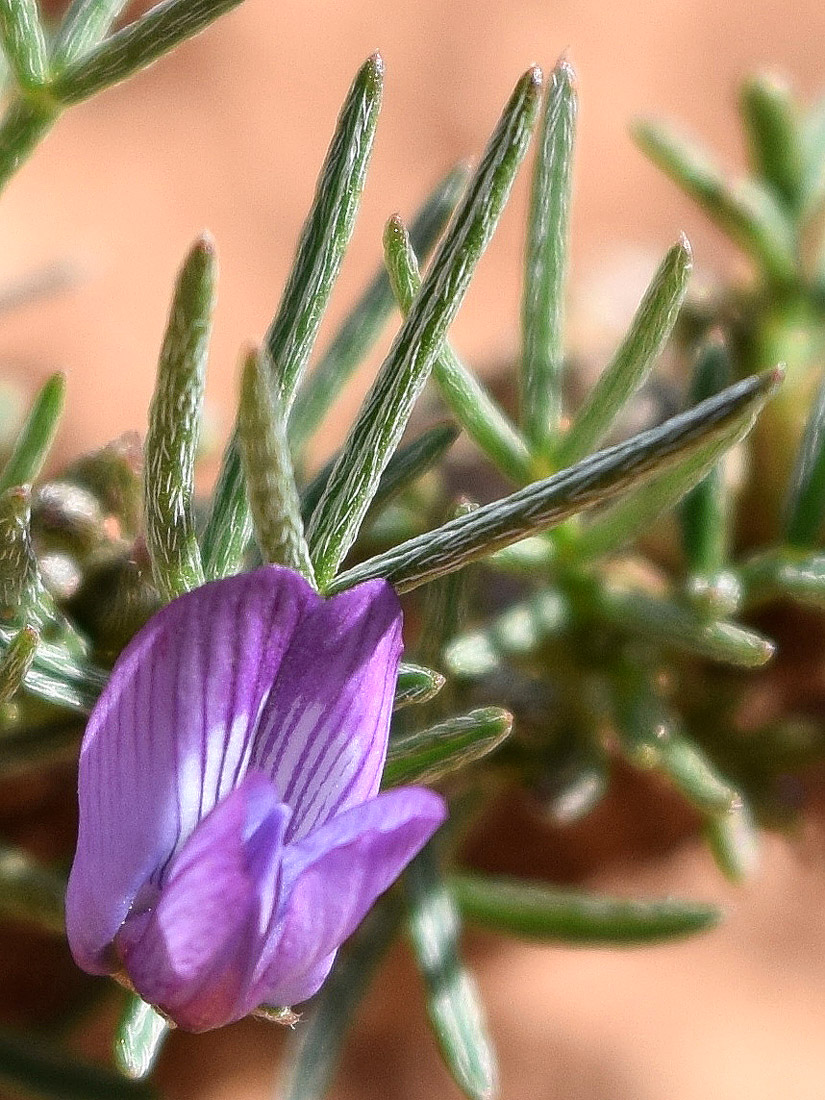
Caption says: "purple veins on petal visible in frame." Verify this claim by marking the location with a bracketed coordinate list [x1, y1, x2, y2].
[251, 578, 403, 841]
[65, 564, 446, 1031]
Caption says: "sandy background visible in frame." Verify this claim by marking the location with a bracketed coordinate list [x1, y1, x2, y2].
[3, 0, 825, 1097]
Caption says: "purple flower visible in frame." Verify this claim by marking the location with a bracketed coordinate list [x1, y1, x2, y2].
[66, 565, 445, 1032]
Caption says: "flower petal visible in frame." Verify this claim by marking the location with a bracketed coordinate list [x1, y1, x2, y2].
[252, 787, 446, 1007]
[251, 579, 403, 842]
[117, 770, 290, 1033]
[66, 566, 318, 974]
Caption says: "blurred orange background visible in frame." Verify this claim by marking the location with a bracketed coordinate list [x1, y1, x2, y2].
[3, 0, 825, 1097]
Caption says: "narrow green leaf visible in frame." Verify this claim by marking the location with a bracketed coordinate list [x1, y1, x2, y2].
[384, 216, 530, 484]
[705, 802, 759, 883]
[0, 487, 84, 652]
[417, 498, 477, 673]
[328, 369, 782, 594]
[368, 424, 460, 517]
[280, 899, 402, 1100]
[0, 623, 38, 703]
[201, 55, 383, 580]
[0, 486, 37, 623]
[558, 238, 692, 466]
[452, 873, 721, 944]
[0, 373, 66, 494]
[633, 119, 797, 282]
[0, 844, 65, 934]
[740, 549, 825, 609]
[114, 996, 169, 1081]
[444, 592, 570, 679]
[615, 672, 740, 815]
[578, 427, 740, 562]
[265, 55, 383, 411]
[0, 625, 106, 713]
[302, 423, 458, 527]
[51, 0, 129, 70]
[598, 585, 774, 668]
[394, 662, 446, 711]
[198, 433, 253, 582]
[0, 1029, 157, 1100]
[49, 0, 248, 104]
[521, 56, 577, 454]
[679, 336, 731, 573]
[740, 73, 804, 210]
[238, 348, 315, 583]
[144, 236, 214, 602]
[383, 707, 512, 787]
[288, 165, 469, 457]
[567, 349, 771, 561]
[0, 0, 48, 90]
[308, 68, 543, 588]
[785, 372, 825, 547]
[0, 97, 56, 194]
[406, 846, 498, 1100]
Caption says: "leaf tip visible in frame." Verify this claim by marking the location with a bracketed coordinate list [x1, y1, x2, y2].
[552, 53, 576, 88]
[526, 63, 543, 90]
[193, 229, 217, 258]
[383, 212, 408, 249]
[363, 50, 385, 89]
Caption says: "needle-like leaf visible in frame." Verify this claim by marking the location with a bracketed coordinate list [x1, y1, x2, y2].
[288, 165, 468, 456]
[49, 0, 249, 104]
[679, 336, 732, 574]
[238, 348, 314, 584]
[740, 73, 804, 211]
[0, 0, 48, 90]
[785, 372, 825, 547]
[633, 119, 797, 283]
[0, 623, 38, 704]
[114, 997, 169, 1081]
[0, 98, 56, 194]
[384, 215, 531, 484]
[0, 373, 66, 494]
[406, 846, 498, 1100]
[329, 369, 781, 594]
[202, 54, 382, 579]
[384, 707, 513, 787]
[280, 899, 402, 1100]
[558, 238, 692, 466]
[615, 671, 740, 815]
[301, 423, 459, 526]
[599, 584, 773, 668]
[452, 873, 721, 944]
[741, 549, 825, 610]
[308, 67, 543, 588]
[144, 236, 214, 601]
[704, 803, 759, 883]
[51, 0, 130, 70]
[393, 661, 446, 711]
[521, 56, 577, 455]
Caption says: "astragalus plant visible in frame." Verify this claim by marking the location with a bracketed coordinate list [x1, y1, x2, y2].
[0, 3, 818, 1098]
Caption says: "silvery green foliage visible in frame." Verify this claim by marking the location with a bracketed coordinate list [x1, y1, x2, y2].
[0, 5, 817, 1095]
